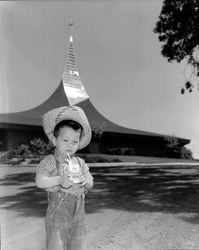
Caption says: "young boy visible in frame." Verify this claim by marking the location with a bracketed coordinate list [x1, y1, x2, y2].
[35, 106, 94, 250]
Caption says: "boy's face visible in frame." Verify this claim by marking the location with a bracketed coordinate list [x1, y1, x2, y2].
[52, 126, 81, 157]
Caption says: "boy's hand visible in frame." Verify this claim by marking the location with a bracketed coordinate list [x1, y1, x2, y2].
[60, 176, 73, 189]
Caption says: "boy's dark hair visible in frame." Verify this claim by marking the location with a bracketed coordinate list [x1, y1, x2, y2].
[53, 120, 83, 138]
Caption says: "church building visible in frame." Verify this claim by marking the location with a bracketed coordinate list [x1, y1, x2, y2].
[0, 24, 190, 157]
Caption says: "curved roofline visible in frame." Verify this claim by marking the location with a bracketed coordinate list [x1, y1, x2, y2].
[0, 81, 190, 146]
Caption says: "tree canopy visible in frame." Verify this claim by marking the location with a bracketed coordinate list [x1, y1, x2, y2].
[154, 0, 199, 93]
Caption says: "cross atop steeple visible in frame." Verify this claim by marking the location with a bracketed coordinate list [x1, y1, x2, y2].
[62, 21, 89, 105]
[68, 19, 74, 42]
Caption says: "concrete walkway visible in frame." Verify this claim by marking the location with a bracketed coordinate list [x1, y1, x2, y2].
[1, 163, 199, 250]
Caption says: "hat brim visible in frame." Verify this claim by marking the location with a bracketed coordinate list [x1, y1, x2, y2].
[42, 106, 92, 150]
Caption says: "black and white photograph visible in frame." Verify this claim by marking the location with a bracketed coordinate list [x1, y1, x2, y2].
[0, 1, 199, 249]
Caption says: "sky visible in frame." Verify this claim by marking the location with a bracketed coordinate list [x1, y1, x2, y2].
[0, 1, 199, 158]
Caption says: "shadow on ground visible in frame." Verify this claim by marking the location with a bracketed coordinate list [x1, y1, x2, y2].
[0, 172, 47, 217]
[1, 165, 199, 223]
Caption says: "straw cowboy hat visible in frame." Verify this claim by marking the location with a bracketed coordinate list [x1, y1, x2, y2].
[42, 106, 92, 150]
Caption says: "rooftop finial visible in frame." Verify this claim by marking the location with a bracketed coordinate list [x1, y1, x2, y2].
[68, 19, 74, 42]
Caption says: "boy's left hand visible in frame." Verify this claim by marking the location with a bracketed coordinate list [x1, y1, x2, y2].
[78, 175, 87, 187]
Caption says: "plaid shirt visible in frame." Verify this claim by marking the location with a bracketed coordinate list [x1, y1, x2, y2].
[36, 151, 93, 196]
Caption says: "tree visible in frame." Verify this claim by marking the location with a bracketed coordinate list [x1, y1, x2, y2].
[164, 135, 181, 158]
[180, 146, 193, 159]
[91, 122, 106, 141]
[163, 135, 193, 159]
[90, 122, 106, 153]
[153, 0, 199, 93]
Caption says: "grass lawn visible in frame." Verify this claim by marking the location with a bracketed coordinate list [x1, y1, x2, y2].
[79, 154, 199, 164]
[0, 153, 198, 165]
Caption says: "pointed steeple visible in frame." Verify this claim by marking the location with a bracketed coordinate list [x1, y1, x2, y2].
[62, 21, 89, 106]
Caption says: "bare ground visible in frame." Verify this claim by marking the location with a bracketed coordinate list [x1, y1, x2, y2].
[1, 164, 199, 250]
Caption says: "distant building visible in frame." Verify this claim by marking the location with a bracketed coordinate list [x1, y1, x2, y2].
[0, 24, 190, 157]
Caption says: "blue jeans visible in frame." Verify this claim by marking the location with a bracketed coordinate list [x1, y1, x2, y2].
[45, 192, 87, 250]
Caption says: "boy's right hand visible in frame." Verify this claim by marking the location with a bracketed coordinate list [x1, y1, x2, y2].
[60, 176, 73, 189]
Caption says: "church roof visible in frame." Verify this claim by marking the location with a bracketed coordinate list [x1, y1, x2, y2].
[0, 81, 190, 145]
[0, 24, 190, 146]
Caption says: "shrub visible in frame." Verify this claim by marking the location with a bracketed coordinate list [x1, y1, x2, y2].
[29, 138, 54, 156]
[123, 147, 136, 155]
[164, 135, 193, 159]
[29, 138, 45, 155]
[106, 147, 136, 155]
[2, 138, 55, 160]
[164, 135, 181, 158]
[14, 144, 31, 159]
[78, 154, 121, 163]
[0, 150, 16, 161]
[180, 146, 193, 160]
